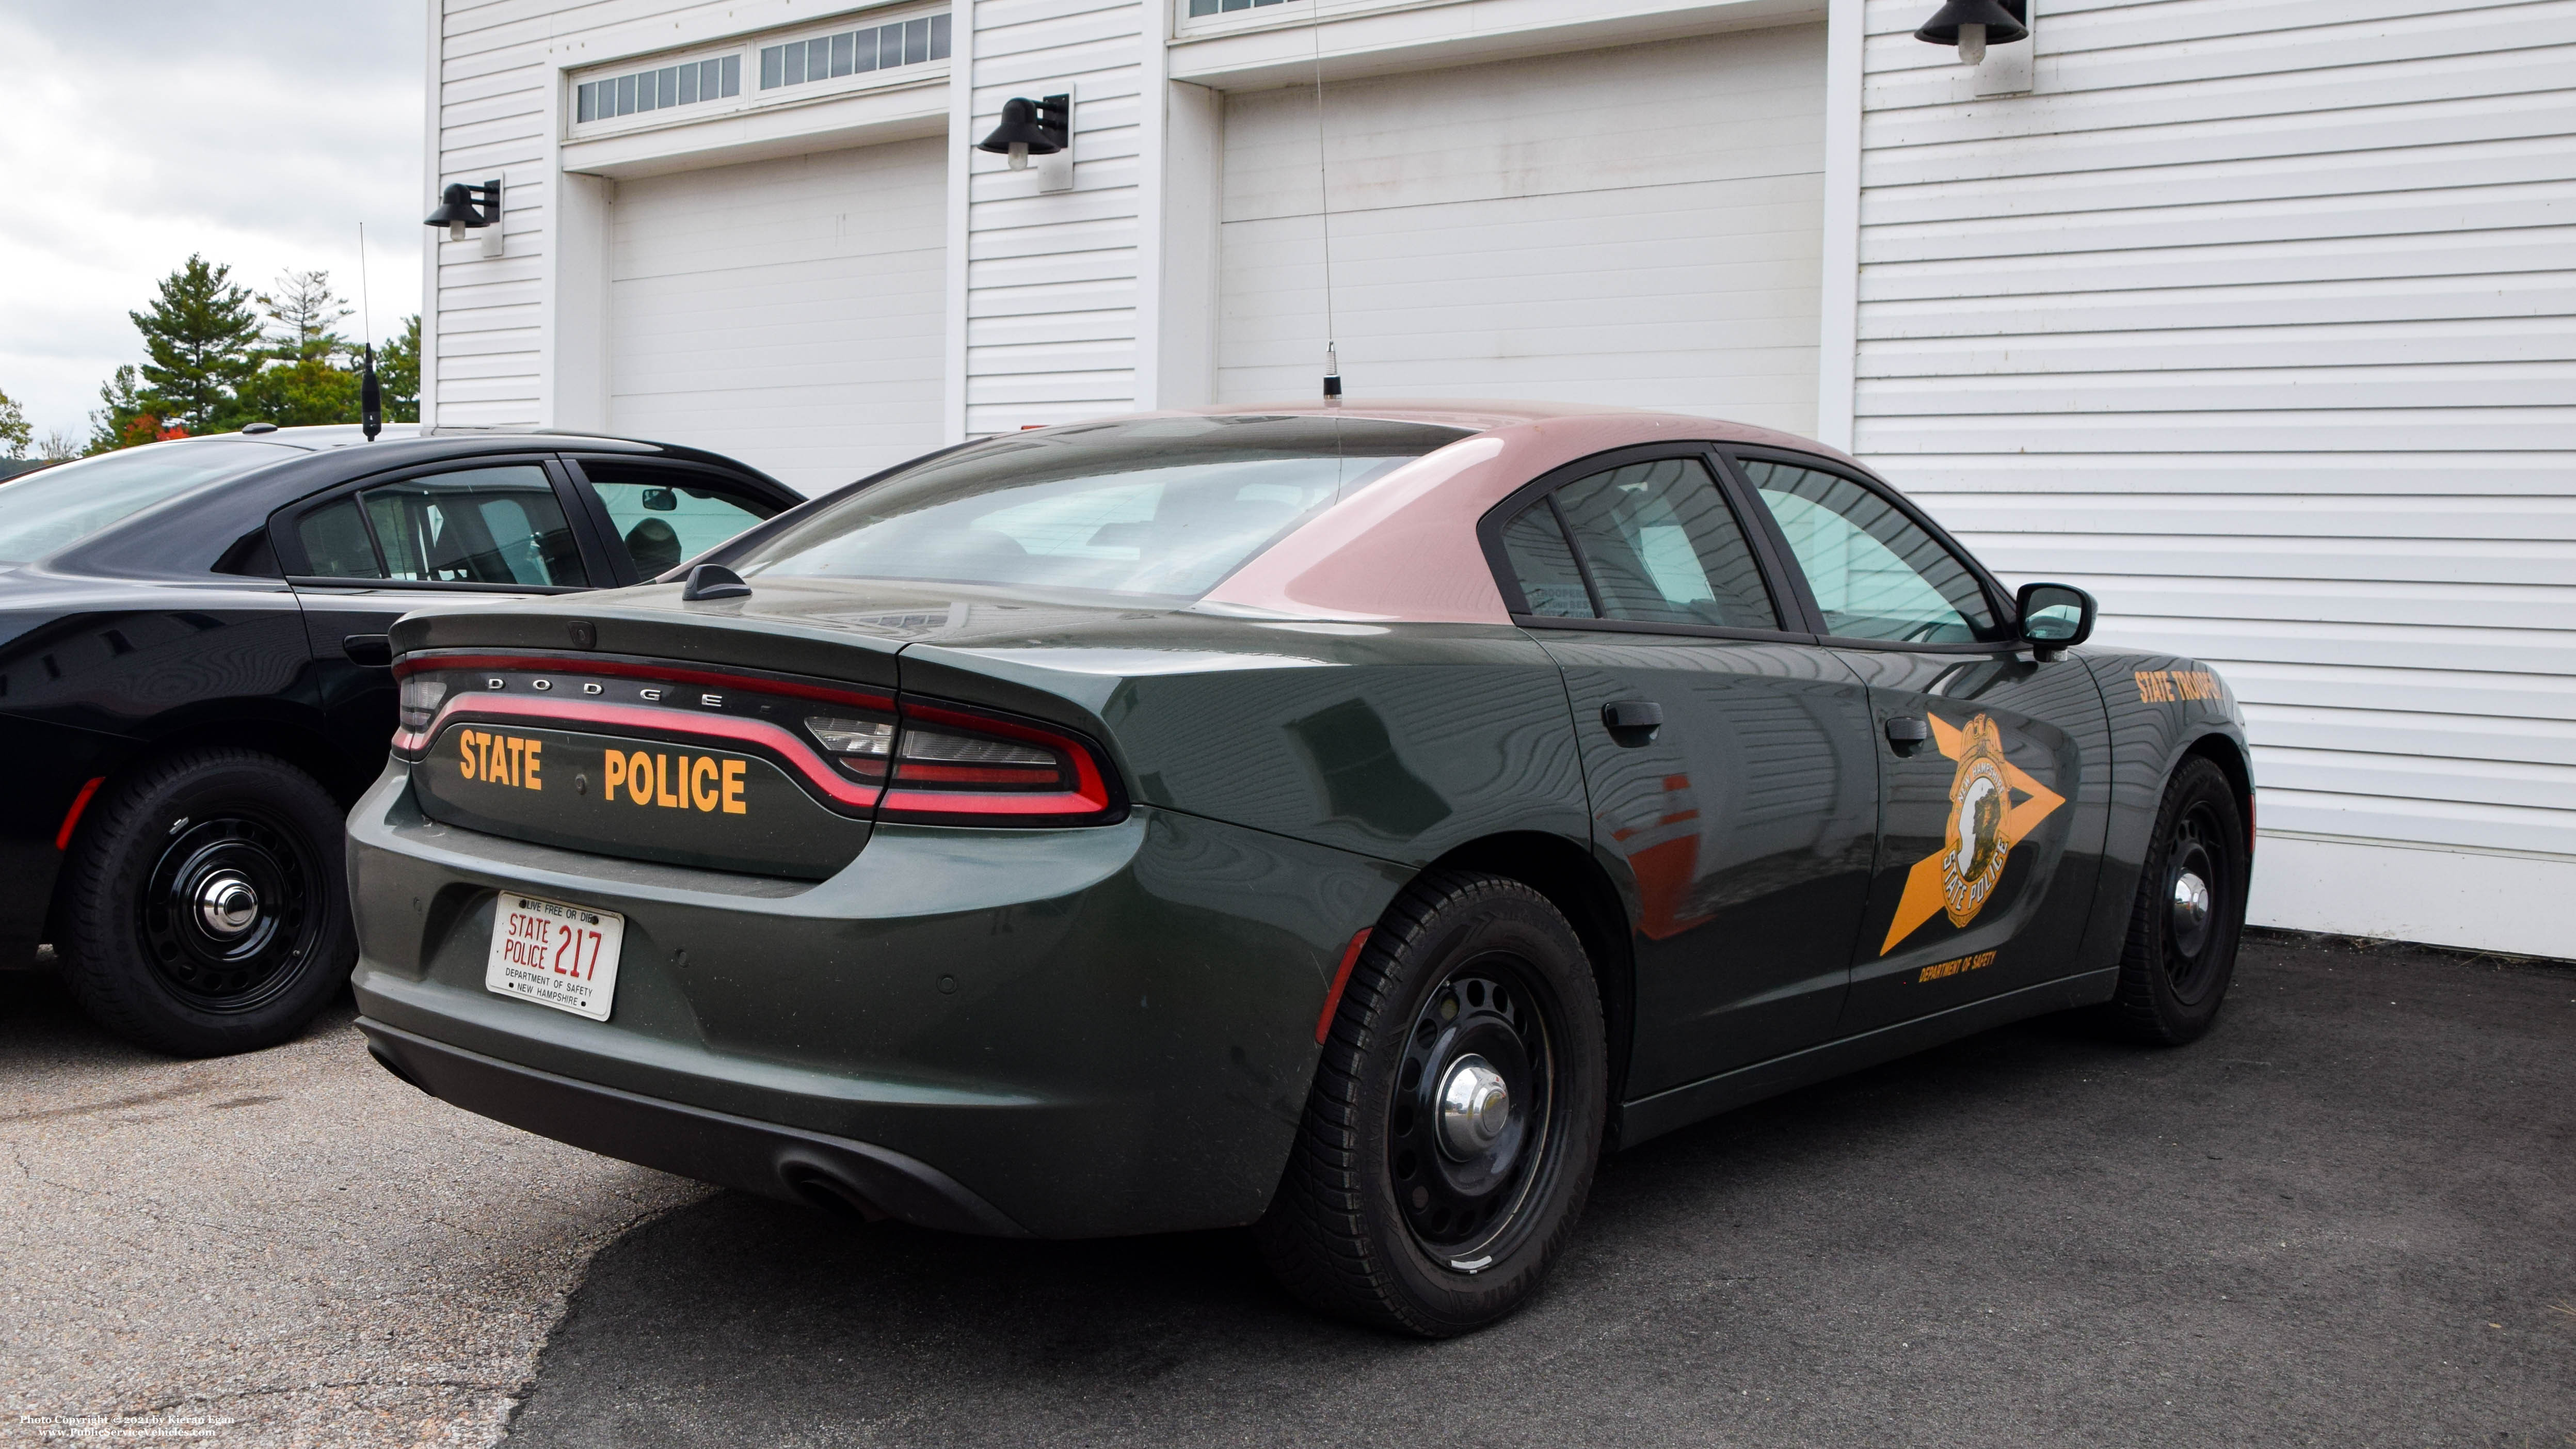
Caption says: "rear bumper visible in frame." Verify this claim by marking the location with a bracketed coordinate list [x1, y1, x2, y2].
[346, 765, 1406, 1238]
[359, 1017, 1028, 1235]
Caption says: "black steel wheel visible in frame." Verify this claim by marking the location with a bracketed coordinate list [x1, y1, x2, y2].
[60, 749, 355, 1056]
[1258, 871, 1606, 1336]
[2105, 756, 2249, 1045]
[138, 814, 323, 1012]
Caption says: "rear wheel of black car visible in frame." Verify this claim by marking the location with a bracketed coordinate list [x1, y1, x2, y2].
[59, 749, 355, 1057]
[2105, 756, 2249, 1046]
[1257, 871, 1607, 1337]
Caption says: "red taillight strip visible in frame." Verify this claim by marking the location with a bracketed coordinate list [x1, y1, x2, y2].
[1314, 929, 1374, 1044]
[395, 652, 893, 711]
[55, 776, 105, 852]
[413, 695, 882, 810]
[879, 700, 1114, 821]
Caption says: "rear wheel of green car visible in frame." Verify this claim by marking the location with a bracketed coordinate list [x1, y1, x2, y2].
[1257, 871, 1607, 1337]
[2104, 757, 2249, 1046]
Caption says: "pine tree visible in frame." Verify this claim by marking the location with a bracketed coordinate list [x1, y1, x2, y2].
[131, 256, 263, 434]
[377, 315, 423, 423]
[256, 269, 354, 364]
[87, 365, 151, 453]
[235, 269, 361, 427]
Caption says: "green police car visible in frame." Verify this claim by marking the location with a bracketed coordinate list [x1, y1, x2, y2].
[350, 403, 2252, 1335]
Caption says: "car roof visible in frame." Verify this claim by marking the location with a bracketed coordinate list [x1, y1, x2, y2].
[1161, 400, 1866, 626]
[33, 427, 797, 581]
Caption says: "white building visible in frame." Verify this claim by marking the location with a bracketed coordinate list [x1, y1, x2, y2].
[418, 0, 2576, 958]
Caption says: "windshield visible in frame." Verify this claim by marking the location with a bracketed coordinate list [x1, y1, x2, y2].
[0, 439, 298, 563]
[735, 416, 1472, 601]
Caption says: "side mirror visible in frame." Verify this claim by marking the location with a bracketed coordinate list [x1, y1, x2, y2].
[2015, 582, 2095, 660]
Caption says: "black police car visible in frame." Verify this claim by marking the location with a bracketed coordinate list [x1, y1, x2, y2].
[0, 425, 798, 1055]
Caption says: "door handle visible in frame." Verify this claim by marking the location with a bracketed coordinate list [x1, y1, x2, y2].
[1884, 714, 1930, 755]
[1602, 699, 1663, 746]
[342, 633, 393, 667]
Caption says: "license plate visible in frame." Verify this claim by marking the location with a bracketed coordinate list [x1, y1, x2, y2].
[485, 892, 625, 1022]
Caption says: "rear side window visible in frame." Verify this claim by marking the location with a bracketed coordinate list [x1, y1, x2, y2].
[1543, 457, 1778, 630]
[732, 415, 1470, 601]
[297, 498, 380, 578]
[1500, 503, 1595, 618]
[292, 466, 588, 587]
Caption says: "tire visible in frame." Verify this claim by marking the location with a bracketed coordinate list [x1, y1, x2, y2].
[2103, 757, 2249, 1046]
[58, 749, 355, 1057]
[1257, 870, 1608, 1337]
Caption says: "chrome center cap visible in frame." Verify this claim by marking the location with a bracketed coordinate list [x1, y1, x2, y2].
[2170, 871, 2210, 939]
[196, 871, 260, 937]
[1437, 1055, 1511, 1159]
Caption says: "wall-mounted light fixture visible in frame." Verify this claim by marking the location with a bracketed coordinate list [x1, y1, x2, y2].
[1914, 0, 2027, 66]
[977, 93, 1074, 193]
[424, 179, 505, 258]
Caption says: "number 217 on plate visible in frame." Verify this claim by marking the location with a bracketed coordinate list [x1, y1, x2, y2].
[485, 892, 626, 1022]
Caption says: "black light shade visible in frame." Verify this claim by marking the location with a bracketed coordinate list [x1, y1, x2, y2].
[423, 181, 500, 234]
[1915, 0, 2027, 45]
[976, 97, 1067, 158]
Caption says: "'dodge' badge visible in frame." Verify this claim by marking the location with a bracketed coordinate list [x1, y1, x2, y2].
[1880, 713, 2065, 957]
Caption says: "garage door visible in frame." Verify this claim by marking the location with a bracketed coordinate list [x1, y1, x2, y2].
[1218, 25, 1826, 436]
[609, 138, 945, 493]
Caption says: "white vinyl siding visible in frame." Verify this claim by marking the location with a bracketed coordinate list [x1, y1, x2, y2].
[961, 0, 1147, 435]
[428, 0, 562, 426]
[1216, 24, 1828, 433]
[607, 138, 948, 491]
[1851, 0, 2576, 949]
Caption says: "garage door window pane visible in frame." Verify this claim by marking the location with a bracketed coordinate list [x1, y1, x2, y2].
[1502, 502, 1595, 618]
[296, 497, 383, 578]
[1551, 457, 1777, 630]
[1741, 460, 1993, 643]
[358, 467, 586, 587]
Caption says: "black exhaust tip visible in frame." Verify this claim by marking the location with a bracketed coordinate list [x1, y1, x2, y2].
[780, 1159, 888, 1223]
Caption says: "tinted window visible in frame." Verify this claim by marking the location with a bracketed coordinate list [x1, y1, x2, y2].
[1741, 460, 1993, 643]
[733, 416, 1470, 600]
[585, 469, 779, 578]
[297, 497, 381, 578]
[1549, 457, 1777, 630]
[1501, 502, 1595, 618]
[300, 466, 587, 586]
[0, 439, 296, 563]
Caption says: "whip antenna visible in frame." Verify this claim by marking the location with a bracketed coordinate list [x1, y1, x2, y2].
[357, 222, 383, 441]
[1313, 10, 1340, 401]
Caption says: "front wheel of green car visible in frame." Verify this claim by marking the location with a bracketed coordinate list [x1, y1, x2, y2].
[1257, 871, 1607, 1337]
[2104, 756, 2250, 1046]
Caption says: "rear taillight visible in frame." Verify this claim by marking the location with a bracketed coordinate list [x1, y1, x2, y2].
[877, 701, 1120, 825]
[804, 712, 898, 783]
[398, 675, 446, 733]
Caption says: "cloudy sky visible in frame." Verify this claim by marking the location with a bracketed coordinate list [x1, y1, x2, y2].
[0, 0, 426, 447]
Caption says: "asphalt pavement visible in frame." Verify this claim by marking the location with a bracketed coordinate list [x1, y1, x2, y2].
[502, 933, 2576, 1448]
[0, 970, 704, 1448]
